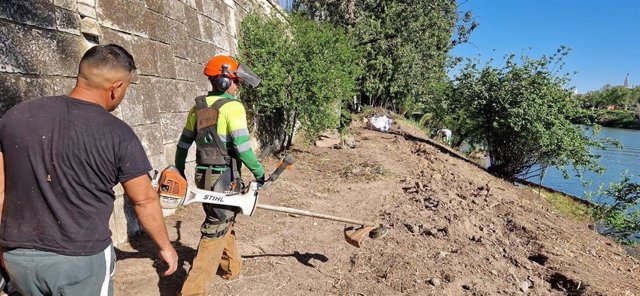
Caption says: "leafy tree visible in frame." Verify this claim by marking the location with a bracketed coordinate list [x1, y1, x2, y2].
[292, 0, 476, 115]
[239, 13, 362, 149]
[588, 174, 640, 244]
[443, 48, 606, 179]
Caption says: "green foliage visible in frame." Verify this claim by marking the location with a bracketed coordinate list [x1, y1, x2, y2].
[588, 173, 640, 244]
[441, 48, 605, 179]
[292, 0, 475, 115]
[576, 85, 640, 110]
[239, 12, 362, 149]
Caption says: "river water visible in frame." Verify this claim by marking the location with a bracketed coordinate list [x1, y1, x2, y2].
[533, 126, 640, 202]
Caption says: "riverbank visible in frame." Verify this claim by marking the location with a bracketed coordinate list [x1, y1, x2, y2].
[114, 118, 639, 295]
[572, 109, 640, 129]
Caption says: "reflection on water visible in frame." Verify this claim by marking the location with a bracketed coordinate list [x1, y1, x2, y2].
[535, 126, 640, 199]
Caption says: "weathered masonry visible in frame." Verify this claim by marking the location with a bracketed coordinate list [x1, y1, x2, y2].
[0, 0, 282, 245]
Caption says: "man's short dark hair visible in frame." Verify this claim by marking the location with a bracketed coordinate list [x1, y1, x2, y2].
[79, 44, 137, 72]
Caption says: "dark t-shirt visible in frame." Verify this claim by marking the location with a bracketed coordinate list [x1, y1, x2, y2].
[0, 96, 152, 256]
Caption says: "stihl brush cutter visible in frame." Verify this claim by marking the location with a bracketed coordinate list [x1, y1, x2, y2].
[153, 155, 388, 248]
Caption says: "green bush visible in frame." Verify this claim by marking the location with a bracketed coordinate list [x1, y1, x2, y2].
[442, 48, 606, 179]
[588, 174, 640, 244]
[596, 110, 639, 128]
[239, 13, 362, 149]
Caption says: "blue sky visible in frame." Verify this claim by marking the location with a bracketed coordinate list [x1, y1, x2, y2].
[451, 0, 640, 93]
[277, 0, 639, 93]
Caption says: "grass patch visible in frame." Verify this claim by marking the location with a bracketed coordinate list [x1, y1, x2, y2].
[532, 188, 593, 222]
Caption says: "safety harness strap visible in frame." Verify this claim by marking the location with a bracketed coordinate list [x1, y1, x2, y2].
[194, 96, 235, 189]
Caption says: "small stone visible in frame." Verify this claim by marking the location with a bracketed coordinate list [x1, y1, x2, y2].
[428, 277, 441, 286]
[519, 281, 531, 292]
[490, 270, 498, 275]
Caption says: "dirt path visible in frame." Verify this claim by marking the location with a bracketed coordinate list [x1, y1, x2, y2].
[114, 120, 639, 296]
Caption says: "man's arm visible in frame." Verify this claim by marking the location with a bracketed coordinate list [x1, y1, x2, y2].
[122, 175, 178, 276]
[175, 107, 197, 176]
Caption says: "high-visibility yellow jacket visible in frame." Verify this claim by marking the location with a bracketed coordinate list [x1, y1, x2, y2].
[175, 92, 264, 179]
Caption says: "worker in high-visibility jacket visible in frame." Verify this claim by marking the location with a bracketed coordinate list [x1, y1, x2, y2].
[175, 55, 265, 296]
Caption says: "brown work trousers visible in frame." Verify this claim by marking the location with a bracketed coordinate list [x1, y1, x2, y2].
[180, 225, 242, 296]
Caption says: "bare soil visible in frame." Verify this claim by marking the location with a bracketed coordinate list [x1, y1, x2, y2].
[114, 120, 640, 296]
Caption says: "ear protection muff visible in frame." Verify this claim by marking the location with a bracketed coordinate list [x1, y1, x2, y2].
[215, 63, 232, 92]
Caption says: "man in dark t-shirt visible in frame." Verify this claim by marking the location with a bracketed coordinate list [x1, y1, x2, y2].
[0, 44, 178, 296]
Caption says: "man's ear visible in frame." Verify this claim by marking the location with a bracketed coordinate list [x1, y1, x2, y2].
[110, 81, 124, 99]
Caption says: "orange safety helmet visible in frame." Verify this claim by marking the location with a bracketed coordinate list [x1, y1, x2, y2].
[203, 55, 261, 88]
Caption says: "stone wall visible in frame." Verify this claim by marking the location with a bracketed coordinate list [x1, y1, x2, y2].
[0, 0, 283, 245]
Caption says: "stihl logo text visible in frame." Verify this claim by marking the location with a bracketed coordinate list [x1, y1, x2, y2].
[203, 195, 225, 203]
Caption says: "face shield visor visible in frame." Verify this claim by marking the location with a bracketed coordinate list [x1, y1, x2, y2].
[235, 64, 261, 88]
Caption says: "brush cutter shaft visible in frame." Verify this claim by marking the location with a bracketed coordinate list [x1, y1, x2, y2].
[256, 204, 375, 227]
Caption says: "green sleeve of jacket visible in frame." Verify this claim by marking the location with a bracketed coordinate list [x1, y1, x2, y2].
[224, 102, 265, 179]
[175, 107, 196, 175]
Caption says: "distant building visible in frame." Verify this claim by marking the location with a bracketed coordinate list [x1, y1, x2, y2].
[624, 73, 629, 88]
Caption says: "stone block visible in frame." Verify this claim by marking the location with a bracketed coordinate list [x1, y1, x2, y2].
[164, 142, 196, 165]
[171, 21, 190, 59]
[225, 2, 237, 38]
[156, 78, 198, 113]
[197, 14, 213, 42]
[78, 0, 96, 7]
[110, 195, 130, 245]
[118, 84, 146, 126]
[113, 183, 125, 196]
[100, 27, 134, 51]
[154, 42, 177, 78]
[144, 0, 167, 14]
[163, 143, 178, 164]
[145, 0, 184, 21]
[0, 21, 85, 76]
[78, 3, 97, 19]
[97, 0, 146, 36]
[133, 76, 162, 123]
[80, 17, 103, 37]
[129, 36, 158, 76]
[180, 0, 197, 9]
[147, 153, 166, 171]
[55, 7, 81, 35]
[0, 74, 77, 115]
[210, 21, 230, 51]
[143, 9, 172, 44]
[201, 0, 228, 21]
[0, 0, 56, 29]
[174, 57, 199, 81]
[132, 123, 164, 156]
[195, 74, 210, 93]
[183, 6, 201, 40]
[54, 0, 77, 11]
[167, 0, 186, 21]
[194, 0, 204, 13]
[187, 37, 220, 65]
[160, 112, 188, 144]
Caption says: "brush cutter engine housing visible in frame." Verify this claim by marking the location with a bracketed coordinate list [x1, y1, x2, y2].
[154, 166, 260, 215]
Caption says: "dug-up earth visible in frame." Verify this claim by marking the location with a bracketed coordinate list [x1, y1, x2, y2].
[114, 119, 640, 296]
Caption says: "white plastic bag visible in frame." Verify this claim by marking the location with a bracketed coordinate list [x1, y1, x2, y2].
[369, 115, 392, 132]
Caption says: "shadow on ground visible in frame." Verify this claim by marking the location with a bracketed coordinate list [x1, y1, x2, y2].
[115, 221, 196, 296]
[243, 252, 329, 267]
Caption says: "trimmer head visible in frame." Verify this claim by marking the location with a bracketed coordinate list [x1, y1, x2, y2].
[344, 224, 389, 248]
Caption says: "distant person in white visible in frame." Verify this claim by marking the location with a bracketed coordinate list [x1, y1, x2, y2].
[437, 128, 452, 144]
